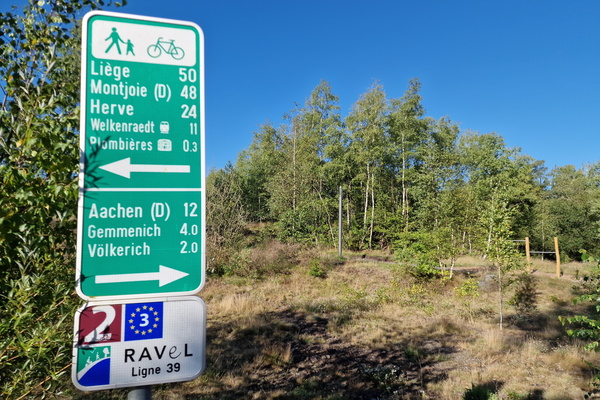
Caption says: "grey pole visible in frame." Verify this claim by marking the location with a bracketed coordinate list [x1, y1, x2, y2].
[128, 386, 152, 400]
[338, 186, 342, 257]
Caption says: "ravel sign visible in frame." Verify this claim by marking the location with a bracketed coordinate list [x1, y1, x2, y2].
[72, 296, 206, 390]
[76, 11, 205, 301]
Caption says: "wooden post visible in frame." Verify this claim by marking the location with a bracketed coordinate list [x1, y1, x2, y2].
[525, 237, 531, 272]
[554, 237, 561, 278]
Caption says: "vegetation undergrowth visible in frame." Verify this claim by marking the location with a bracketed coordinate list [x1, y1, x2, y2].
[146, 249, 599, 400]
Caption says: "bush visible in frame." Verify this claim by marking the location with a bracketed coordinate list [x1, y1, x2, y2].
[463, 383, 500, 400]
[393, 232, 442, 280]
[560, 250, 600, 391]
[509, 273, 539, 317]
[308, 259, 326, 278]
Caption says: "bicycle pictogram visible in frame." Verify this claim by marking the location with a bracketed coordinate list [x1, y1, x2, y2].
[147, 38, 185, 60]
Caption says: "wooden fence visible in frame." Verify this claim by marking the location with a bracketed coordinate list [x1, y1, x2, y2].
[519, 237, 561, 278]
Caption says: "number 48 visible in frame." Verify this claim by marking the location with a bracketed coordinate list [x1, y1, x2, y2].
[180, 85, 197, 99]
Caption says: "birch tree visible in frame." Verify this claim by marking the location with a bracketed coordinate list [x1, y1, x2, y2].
[0, 0, 123, 396]
[345, 83, 388, 249]
[388, 78, 427, 232]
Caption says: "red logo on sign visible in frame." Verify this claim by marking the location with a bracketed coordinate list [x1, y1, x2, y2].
[78, 305, 122, 345]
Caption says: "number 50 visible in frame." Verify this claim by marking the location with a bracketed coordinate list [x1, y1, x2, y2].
[179, 68, 197, 83]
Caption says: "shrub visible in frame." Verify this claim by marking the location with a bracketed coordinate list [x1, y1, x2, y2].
[509, 273, 539, 317]
[308, 259, 326, 278]
[393, 232, 442, 280]
[463, 383, 500, 400]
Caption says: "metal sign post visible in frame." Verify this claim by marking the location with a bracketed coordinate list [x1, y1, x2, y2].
[128, 386, 152, 400]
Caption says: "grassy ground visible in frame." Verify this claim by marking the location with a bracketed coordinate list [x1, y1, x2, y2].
[74, 248, 600, 400]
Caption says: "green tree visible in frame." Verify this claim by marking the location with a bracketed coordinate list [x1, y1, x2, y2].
[457, 132, 534, 326]
[458, 132, 540, 258]
[235, 122, 285, 222]
[560, 254, 600, 383]
[294, 81, 344, 245]
[388, 78, 428, 232]
[541, 165, 600, 258]
[0, 0, 122, 396]
[267, 81, 343, 244]
[412, 117, 462, 272]
[268, 112, 318, 241]
[206, 163, 248, 275]
[345, 82, 389, 249]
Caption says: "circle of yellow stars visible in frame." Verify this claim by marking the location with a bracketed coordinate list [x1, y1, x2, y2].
[129, 305, 160, 336]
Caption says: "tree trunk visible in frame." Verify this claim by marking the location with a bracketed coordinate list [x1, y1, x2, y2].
[361, 163, 370, 249]
[401, 135, 409, 232]
[369, 172, 375, 249]
[498, 263, 503, 330]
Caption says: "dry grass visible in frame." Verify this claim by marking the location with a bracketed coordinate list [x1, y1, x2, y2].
[528, 257, 596, 279]
[147, 250, 600, 400]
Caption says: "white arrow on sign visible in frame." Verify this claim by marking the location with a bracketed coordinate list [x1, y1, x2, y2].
[99, 157, 191, 179]
[95, 265, 189, 287]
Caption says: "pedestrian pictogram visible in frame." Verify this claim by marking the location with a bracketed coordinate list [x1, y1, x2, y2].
[126, 39, 135, 55]
[105, 27, 126, 54]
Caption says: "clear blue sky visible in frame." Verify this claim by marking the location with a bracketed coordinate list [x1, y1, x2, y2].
[4, 0, 600, 172]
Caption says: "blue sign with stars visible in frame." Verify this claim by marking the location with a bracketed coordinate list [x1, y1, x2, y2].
[124, 302, 164, 341]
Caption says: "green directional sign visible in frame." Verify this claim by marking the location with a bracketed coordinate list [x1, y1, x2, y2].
[76, 11, 205, 300]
